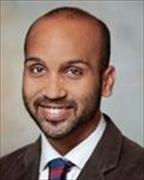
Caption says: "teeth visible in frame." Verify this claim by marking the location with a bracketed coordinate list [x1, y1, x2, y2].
[48, 108, 63, 115]
[38, 106, 72, 121]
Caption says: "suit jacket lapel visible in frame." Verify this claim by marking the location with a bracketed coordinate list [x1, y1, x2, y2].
[22, 137, 41, 180]
[77, 114, 123, 180]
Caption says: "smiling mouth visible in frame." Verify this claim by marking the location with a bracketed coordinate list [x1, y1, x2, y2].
[38, 105, 74, 122]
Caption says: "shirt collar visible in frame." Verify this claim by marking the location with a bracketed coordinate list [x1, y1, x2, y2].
[39, 114, 106, 172]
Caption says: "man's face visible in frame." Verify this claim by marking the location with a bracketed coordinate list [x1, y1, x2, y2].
[23, 18, 104, 139]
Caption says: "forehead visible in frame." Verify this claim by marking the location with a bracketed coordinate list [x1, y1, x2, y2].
[29, 16, 102, 35]
[26, 18, 102, 50]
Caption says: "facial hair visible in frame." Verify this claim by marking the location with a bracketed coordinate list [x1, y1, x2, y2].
[22, 85, 102, 140]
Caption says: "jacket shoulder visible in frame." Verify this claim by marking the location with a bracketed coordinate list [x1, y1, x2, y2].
[1, 142, 33, 164]
[102, 114, 144, 180]
[123, 136, 143, 155]
[0, 141, 39, 180]
[110, 136, 144, 180]
[122, 136, 143, 169]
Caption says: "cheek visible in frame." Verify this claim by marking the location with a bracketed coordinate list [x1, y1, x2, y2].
[67, 78, 100, 101]
[23, 76, 41, 100]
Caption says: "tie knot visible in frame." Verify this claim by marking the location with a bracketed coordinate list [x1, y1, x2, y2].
[48, 158, 73, 180]
[49, 158, 72, 169]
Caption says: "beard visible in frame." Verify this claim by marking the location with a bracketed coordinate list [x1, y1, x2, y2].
[22, 85, 102, 140]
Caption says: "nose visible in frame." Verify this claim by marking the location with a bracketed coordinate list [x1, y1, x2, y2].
[41, 74, 67, 100]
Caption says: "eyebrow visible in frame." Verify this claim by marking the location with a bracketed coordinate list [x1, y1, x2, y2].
[61, 59, 91, 67]
[24, 57, 43, 64]
[24, 57, 92, 69]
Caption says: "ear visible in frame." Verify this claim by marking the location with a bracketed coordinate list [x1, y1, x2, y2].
[102, 66, 116, 97]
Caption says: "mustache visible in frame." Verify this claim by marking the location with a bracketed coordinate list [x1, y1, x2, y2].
[33, 95, 77, 109]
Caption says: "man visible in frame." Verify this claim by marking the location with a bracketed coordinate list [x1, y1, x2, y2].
[0, 7, 143, 180]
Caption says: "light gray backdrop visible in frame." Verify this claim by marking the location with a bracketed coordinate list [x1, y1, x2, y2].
[1, 0, 143, 157]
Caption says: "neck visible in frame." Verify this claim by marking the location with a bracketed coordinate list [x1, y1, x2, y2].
[47, 110, 101, 155]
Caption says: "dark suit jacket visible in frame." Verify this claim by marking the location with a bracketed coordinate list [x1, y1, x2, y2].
[0, 115, 143, 180]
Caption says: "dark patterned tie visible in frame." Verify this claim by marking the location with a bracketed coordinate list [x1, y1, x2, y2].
[48, 158, 73, 180]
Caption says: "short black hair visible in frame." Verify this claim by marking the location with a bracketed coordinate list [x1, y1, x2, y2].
[24, 7, 111, 71]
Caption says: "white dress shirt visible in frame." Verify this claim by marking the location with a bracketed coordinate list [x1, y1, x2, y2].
[39, 115, 106, 180]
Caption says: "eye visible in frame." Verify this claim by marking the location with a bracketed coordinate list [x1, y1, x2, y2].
[65, 67, 83, 79]
[28, 64, 46, 75]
